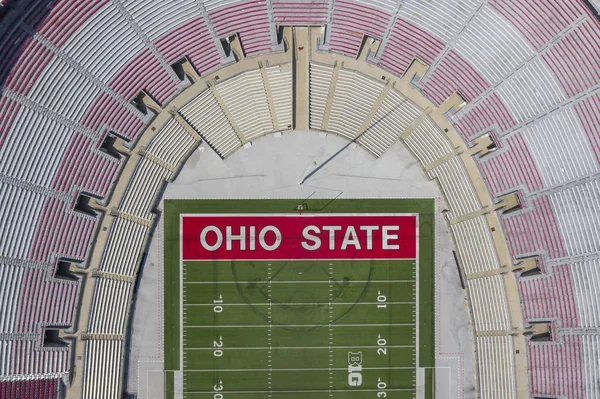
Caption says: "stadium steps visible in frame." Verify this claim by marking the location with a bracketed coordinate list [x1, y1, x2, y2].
[400, 105, 432, 139]
[137, 146, 177, 173]
[259, 62, 282, 130]
[90, 270, 135, 283]
[109, 208, 154, 227]
[319, 61, 341, 131]
[79, 333, 124, 341]
[207, 80, 247, 144]
[170, 109, 203, 143]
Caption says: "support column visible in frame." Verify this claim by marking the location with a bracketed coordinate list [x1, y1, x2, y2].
[293, 27, 310, 130]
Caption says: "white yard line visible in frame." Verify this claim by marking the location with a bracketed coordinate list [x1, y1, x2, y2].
[184, 280, 415, 284]
[328, 264, 334, 398]
[184, 302, 415, 306]
[184, 367, 416, 372]
[185, 389, 415, 393]
[185, 324, 415, 328]
[267, 264, 273, 398]
[185, 345, 414, 350]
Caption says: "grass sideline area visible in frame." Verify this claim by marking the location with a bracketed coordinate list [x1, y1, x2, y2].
[164, 198, 435, 398]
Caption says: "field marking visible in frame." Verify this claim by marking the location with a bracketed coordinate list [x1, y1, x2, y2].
[184, 302, 415, 306]
[184, 280, 415, 284]
[184, 323, 415, 328]
[185, 389, 415, 393]
[328, 264, 334, 397]
[267, 264, 273, 398]
[186, 323, 415, 328]
[184, 367, 415, 372]
[185, 345, 413, 350]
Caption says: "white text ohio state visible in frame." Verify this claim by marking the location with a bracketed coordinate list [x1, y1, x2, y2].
[181, 214, 417, 261]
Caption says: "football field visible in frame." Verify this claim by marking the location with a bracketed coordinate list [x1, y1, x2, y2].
[164, 199, 435, 399]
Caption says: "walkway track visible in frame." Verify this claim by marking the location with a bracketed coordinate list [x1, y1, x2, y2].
[67, 26, 527, 399]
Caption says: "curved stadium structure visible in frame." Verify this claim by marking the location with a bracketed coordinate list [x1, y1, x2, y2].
[0, 0, 600, 398]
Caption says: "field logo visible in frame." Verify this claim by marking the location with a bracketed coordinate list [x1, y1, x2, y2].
[348, 351, 363, 387]
[182, 214, 417, 261]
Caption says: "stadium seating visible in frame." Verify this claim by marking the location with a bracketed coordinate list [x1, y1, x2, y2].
[360, 88, 424, 158]
[206, 0, 275, 56]
[326, 0, 392, 57]
[529, 336, 584, 398]
[327, 69, 385, 139]
[216, 69, 275, 141]
[1, 0, 600, 397]
[427, 157, 482, 219]
[451, 216, 502, 274]
[477, 336, 517, 399]
[520, 265, 579, 327]
[468, 276, 512, 331]
[179, 89, 242, 157]
[272, 0, 329, 25]
[570, 259, 600, 327]
[0, 379, 58, 399]
[82, 116, 198, 397]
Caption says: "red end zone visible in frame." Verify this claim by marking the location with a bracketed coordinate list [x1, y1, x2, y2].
[181, 214, 417, 261]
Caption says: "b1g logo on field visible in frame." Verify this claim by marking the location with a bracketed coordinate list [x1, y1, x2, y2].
[181, 214, 417, 261]
[348, 351, 363, 387]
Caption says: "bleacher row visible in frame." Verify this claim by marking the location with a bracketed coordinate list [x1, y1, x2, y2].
[82, 117, 198, 398]
[0, 0, 598, 397]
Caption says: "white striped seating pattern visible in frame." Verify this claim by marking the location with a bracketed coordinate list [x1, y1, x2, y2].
[359, 88, 423, 158]
[451, 216, 501, 275]
[582, 334, 600, 398]
[309, 62, 334, 130]
[468, 275, 512, 331]
[548, 180, 600, 258]
[327, 69, 385, 140]
[477, 336, 517, 399]
[403, 116, 454, 166]
[7, 341, 70, 379]
[0, 183, 46, 259]
[82, 340, 123, 399]
[272, 0, 329, 25]
[180, 89, 241, 157]
[266, 65, 294, 130]
[571, 259, 600, 328]
[216, 69, 275, 141]
[427, 157, 482, 220]
[88, 279, 131, 335]
[121, 0, 198, 42]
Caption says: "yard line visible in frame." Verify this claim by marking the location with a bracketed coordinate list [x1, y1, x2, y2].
[186, 323, 415, 328]
[267, 264, 273, 398]
[184, 367, 415, 372]
[328, 264, 334, 398]
[185, 345, 412, 350]
[184, 280, 415, 284]
[185, 389, 415, 393]
[184, 302, 414, 306]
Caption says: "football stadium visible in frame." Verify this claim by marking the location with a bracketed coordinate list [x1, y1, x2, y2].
[0, 0, 600, 398]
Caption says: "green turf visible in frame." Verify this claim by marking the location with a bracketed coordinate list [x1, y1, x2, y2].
[164, 198, 435, 398]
